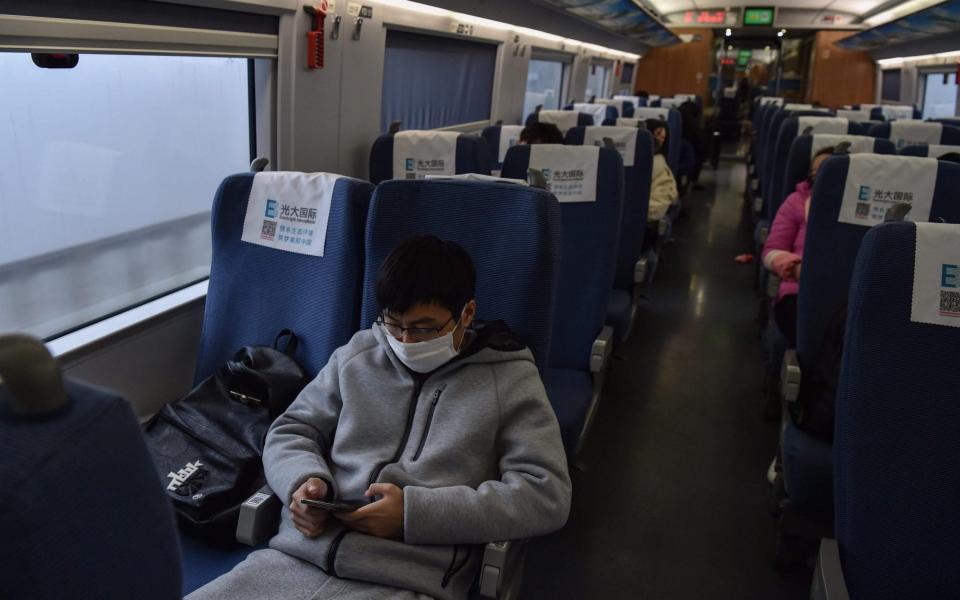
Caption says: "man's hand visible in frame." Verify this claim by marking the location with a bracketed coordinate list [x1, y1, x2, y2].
[334, 483, 404, 540]
[290, 477, 330, 538]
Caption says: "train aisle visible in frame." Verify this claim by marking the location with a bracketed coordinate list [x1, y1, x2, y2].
[521, 160, 810, 599]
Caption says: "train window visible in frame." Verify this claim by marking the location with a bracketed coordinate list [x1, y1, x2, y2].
[922, 72, 958, 120]
[381, 29, 497, 131]
[881, 68, 901, 101]
[0, 53, 251, 339]
[620, 62, 635, 85]
[586, 64, 608, 100]
[523, 59, 566, 121]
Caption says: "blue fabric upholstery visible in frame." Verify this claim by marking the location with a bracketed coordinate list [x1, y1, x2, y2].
[180, 534, 261, 596]
[0, 379, 182, 600]
[835, 222, 960, 598]
[604, 289, 633, 345]
[359, 179, 561, 376]
[545, 368, 593, 453]
[900, 144, 960, 158]
[782, 418, 833, 516]
[563, 103, 618, 123]
[480, 125, 517, 171]
[194, 173, 374, 382]
[565, 126, 654, 295]
[762, 111, 838, 218]
[635, 107, 682, 175]
[867, 122, 960, 150]
[775, 134, 896, 220]
[868, 106, 921, 120]
[501, 145, 623, 372]
[524, 111, 593, 128]
[789, 157, 960, 519]
[368, 133, 493, 185]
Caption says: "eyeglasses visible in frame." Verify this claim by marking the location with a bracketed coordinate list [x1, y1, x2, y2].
[376, 314, 455, 342]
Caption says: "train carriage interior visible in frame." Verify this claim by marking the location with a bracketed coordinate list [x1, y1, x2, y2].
[3, 0, 960, 598]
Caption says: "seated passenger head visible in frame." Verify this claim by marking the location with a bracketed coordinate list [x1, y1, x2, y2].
[645, 119, 668, 153]
[376, 236, 477, 371]
[519, 122, 564, 145]
[636, 90, 649, 98]
[809, 146, 834, 184]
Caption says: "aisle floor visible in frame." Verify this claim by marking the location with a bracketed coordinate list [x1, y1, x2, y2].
[521, 160, 812, 599]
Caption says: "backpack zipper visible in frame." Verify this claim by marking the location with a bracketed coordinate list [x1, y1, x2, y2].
[412, 384, 446, 461]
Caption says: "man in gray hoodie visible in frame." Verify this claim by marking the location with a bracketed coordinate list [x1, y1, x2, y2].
[188, 235, 572, 600]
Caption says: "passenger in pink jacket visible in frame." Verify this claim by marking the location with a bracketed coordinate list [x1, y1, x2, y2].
[762, 147, 834, 346]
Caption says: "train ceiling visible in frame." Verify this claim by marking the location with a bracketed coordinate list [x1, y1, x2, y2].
[537, 0, 682, 47]
[836, 0, 960, 50]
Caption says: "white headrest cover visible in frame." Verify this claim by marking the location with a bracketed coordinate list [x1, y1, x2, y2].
[424, 173, 526, 185]
[497, 125, 524, 163]
[613, 95, 641, 108]
[616, 117, 644, 128]
[242, 172, 340, 257]
[836, 109, 874, 123]
[538, 110, 580, 134]
[912, 222, 960, 328]
[584, 126, 638, 165]
[882, 105, 915, 121]
[798, 116, 849, 135]
[529, 144, 600, 203]
[760, 97, 784, 106]
[890, 120, 942, 150]
[573, 103, 609, 126]
[839, 155, 938, 226]
[926, 144, 960, 158]
[809, 134, 875, 160]
[393, 131, 459, 180]
[633, 107, 670, 121]
[785, 103, 814, 111]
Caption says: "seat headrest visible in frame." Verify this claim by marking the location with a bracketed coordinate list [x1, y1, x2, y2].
[392, 130, 460, 179]
[632, 107, 670, 121]
[910, 222, 960, 328]
[925, 144, 960, 158]
[584, 126, 640, 164]
[572, 103, 608, 126]
[881, 105, 915, 121]
[424, 173, 526, 185]
[890, 120, 943, 150]
[538, 110, 580, 134]
[836, 109, 875, 122]
[495, 125, 525, 163]
[241, 172, 342, 257]
[759, 96, 784, 106]
[797, 116, 848, 135]
[809, 134, 876, 159]
[528, 144, 602, 203]
[784, 103, 814, 110]
[837, 155, 939, 226]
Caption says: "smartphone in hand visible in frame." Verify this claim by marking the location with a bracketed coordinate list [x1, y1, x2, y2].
[300, 498, 360, 512]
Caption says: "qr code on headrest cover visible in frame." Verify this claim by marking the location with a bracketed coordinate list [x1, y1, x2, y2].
[940, 291, 960, 317]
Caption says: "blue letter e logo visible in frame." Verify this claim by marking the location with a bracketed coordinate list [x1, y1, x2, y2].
[265, 199, 278, 219]
[405, 158, 415, 171]
[943, 264, 959, 288]
[858, 186, 871, 201]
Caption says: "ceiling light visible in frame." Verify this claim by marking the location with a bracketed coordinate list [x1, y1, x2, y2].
[777, 29, 785, 37]
[725, 28, 732, 37]
[864, 0, 943, 27]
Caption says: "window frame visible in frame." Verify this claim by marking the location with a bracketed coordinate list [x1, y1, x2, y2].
[529, 47, 575, 110]
[918, 67, 959, 119]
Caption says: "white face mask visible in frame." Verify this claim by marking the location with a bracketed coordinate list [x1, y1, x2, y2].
[384, 323, 461, 373]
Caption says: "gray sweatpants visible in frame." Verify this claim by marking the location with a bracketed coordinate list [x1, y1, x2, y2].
[185, 548, 435, 600]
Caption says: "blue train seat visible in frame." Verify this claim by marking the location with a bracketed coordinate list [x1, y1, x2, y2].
[566, 125, 655, 345]
[781, 155, 960, 525]
[760, 110, 834, 224]
[525, 109, 593, 132]
[602, 97, 635, 117]
[186, 171, 374, 594]
[631, 106, 682, 175]
[502, 144, 623, 454]
[566, 102, 618, 125]
[0, 335, 182, 600]
[899, 143, 960, 157]
[481, 124, 525, 172]
[812, 222, 960, 600]
[369, 130, 492, 185]
[867, 120, 960, 151]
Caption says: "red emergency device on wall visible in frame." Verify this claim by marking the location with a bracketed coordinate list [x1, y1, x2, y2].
[305, 1, 329, 69]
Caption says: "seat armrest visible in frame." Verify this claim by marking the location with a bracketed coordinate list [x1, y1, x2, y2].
[589, 326, 614, 374]
[780, 349, 801, 403]
[753, 194, 763, 213]
[237, 485, 282, 546]
[634, 257, 648, 292]
[479, 540, 527, 599]
[758, 225, 770, 246]
[766, 273, 780, 300]
[810, 539, 850, 600]
[658, 217, 669, 237]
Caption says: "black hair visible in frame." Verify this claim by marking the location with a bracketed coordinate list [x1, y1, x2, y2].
[938, 152, 960, 164]
[645, 118, 669, 155]
[520, 122, 564, 145]
[376, 235, 476, 317]
[636, 90, 650, 98]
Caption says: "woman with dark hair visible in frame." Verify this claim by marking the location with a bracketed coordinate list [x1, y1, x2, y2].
[644, 118, 678, 225]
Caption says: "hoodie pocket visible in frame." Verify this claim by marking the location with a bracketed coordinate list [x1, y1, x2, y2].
[412, 384, 445, 461]
[441, 545, 473, 588]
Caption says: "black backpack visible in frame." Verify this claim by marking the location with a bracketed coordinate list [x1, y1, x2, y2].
[791, 305, 847, 442]
[143, 330, 309, 540]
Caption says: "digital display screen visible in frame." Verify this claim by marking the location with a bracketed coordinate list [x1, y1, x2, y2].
[738, 49, 752, 66]
[683, 10, 727, 24]
[743, 7, 775, 26]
